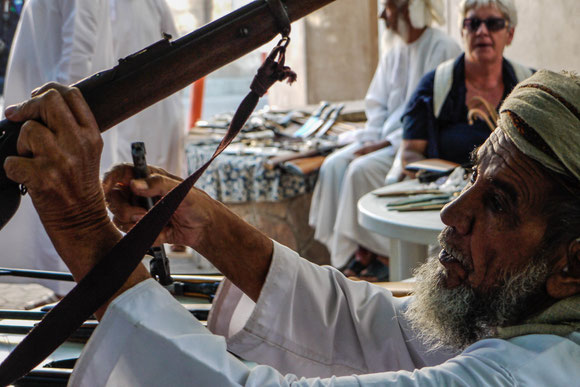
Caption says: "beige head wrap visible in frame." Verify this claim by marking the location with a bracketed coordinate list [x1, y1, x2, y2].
[498, 70, 580, 181]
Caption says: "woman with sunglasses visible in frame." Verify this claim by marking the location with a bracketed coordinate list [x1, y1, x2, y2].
[399, 0, 533, 173]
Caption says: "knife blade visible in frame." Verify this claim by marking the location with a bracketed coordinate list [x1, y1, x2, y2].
[315, 103, 345, 137]
[298, 103, 337, 138]
[293, 101, 329, 137]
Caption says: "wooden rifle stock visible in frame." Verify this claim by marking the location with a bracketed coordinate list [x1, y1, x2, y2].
[0, 0, 336, 229]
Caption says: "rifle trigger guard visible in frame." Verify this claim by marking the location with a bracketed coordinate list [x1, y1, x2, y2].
[265, 0, 291, 37]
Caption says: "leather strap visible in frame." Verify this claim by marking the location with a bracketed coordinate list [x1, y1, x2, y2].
[0, 39, 296, 386]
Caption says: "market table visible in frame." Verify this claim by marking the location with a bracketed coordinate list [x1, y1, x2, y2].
[357, 180, 445, 281]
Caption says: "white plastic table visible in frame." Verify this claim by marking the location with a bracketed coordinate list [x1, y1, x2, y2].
[357, 180, 445, 281]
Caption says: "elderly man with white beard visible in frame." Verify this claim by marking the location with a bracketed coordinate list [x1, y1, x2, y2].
[309, 0, 460, 276]
[4, 70, 579, 384]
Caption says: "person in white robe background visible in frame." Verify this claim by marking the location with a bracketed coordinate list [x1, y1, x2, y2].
[109, 0, 187, 178]
[0, 0, 116, 295]
[308, 0, 460, 277]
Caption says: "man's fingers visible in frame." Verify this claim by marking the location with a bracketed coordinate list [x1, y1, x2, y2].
[58, 87, 99, 131]
[3, 82, 72, 118]
[147, 165, 184, 182]
[103, 164, 135, 194]
[130, 174, 180, 198]
[103, 164, 181, 196]
[55, 87, 103, 160]
[5, 88, 77, 133]
[16, 120, 57, 157]
[106, 188, 147, 224]
[4, 156, 39, 188]
[30, 82, 71, 98]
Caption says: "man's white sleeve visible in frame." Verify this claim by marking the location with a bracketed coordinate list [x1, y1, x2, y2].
[71, 259, 578, 385]
[209, 242, 453, 377]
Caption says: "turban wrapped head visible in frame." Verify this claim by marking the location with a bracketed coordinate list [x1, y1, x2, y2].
[494, 70, 580, 340]
[407, 0, 445, 29]
[498, 70, 580, 182]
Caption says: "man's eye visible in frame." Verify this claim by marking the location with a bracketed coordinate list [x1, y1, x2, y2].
[490, 195, 504, 212]
[487, 194, 505, 213]
[470, 168, 478, 184]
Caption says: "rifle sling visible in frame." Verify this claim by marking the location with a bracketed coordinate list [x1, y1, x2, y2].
[0, 35, 296, 386]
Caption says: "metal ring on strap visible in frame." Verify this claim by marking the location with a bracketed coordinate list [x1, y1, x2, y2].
[265, 0, 291, 36]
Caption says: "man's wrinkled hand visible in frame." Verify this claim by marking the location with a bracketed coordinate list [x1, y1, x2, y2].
[3, 83, 109, 237]
[103, 164, 212, 249]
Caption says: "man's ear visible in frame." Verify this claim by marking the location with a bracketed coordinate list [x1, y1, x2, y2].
[546, 238, 580, 299]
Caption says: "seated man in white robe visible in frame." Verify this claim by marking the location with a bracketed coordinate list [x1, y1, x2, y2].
[4, 70, 579, 385]
[308, 0, 460, 277]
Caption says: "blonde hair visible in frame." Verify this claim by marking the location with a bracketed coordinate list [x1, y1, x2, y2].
[458, 0, 517, 28]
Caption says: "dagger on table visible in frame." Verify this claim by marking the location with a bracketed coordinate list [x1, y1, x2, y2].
[315, 103, 345, 138]
[297, 103, 337, 138]
[293, 100, 329, 137]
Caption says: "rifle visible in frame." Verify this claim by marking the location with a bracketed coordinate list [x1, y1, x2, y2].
[0, 0, 336, 230]
[0, 266, 223, 300]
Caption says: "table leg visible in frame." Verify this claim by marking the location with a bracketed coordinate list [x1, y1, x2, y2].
[389, 240, 428, 281]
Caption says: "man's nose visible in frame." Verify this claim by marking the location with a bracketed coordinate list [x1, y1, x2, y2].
[440, 188, 475, 235]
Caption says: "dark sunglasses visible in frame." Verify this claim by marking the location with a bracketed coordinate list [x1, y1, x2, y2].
[462, 17, 508, 32]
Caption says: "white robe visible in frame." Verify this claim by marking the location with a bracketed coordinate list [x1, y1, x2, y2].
[0, 0, 116, 295]
[110, 0, 187, 176]
[308, 28, 460, 267]
[70, 242, 580, 385]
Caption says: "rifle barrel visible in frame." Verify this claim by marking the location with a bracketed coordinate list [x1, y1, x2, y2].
[79, 0, 336, 131]
[0, 268, 74, 281]
[0, 267, 223, 283]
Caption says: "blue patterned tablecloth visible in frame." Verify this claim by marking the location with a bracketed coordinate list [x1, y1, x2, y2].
[186, 143, 317, 203]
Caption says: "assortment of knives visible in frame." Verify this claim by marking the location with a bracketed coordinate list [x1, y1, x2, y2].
[293, 101, 346, 138]
[375, 189, 458, 211]
[191, 100, 354, 176]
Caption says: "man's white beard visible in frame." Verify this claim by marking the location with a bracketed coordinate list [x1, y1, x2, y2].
[396, 14, 410, 42]
[403, 255, 550, 351]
